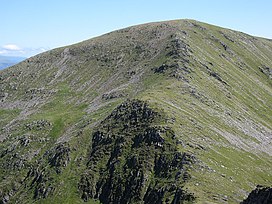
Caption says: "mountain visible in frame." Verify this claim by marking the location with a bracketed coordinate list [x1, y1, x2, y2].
[0, 56, 26, 70]
[0, 19, 271, 204]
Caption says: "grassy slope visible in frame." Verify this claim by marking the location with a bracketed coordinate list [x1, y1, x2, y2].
[137, 21, 272, 203]
[0, 20, 271, 203]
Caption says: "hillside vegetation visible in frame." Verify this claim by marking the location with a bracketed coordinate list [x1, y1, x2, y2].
[0, 19, 271, 204]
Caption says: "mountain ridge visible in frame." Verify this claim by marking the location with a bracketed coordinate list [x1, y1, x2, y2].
[0, 19, 271, 203]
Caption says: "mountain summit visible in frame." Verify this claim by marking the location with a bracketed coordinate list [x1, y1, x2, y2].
[0, 19, 271, 203]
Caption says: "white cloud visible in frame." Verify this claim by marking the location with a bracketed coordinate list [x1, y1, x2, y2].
[2, 44, 21, 51]
[0, 50, 7, 54]
[40, 48, 47, 52]
[0, 45, 49, 57]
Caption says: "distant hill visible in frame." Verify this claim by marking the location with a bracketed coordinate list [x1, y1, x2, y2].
[0, 56, 26, 69]
[0, 19, 271, 203]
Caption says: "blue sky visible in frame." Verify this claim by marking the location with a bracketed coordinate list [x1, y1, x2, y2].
[1, 0, 272, 57]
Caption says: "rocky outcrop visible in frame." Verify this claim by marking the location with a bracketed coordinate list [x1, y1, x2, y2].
[25, 119, 52, 131]
[153, 35, 192, 81]
[46, 143, 70, 173]
[259, 65, 272, 79]
[102, 91, 126, 100]
[22, 143, 70, 199]
[241, 185, 272, 204]
[79, 100, 196, 203]
[209, 71, 227, 85]
[0, 182, 20, 204]
[25, 166, 55, 199]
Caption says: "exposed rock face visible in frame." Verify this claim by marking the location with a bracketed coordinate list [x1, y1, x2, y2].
[79, 100, 196, 203]
[259, 65, 272, 79]
[153, 35, 192, 80]
[47, 143, 70, 173]
[241, 186, 272, 204]
[23, 143, 70, 199]
[25, 119, 52, 131]
[25, 166, 55, 199]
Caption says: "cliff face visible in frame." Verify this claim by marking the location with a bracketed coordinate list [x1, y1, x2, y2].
[0, 19, 272, 203]
[79, 100, 196, 203]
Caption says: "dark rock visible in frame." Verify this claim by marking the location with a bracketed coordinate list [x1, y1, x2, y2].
[125, 156, 138, 169]
[154, 152, 196, 179]
[1, 151, 27, 170]
[241, 185, 272, 204]
[20, 143, 70, 200]
[25, 120, 52, 131]
[25, 166, 55, 199]
[209, 71, 227, 85]
[0, 181, 22, 204]
[79, 100, 196, 204]
[259, 65, 272, 79]
[144, 186, 195, 204]
[104, 99, 159, 129]
[154, 62, 192, 82]
[3, 194, 9, 204]
[191, 22, 206, 31]
[154, 64, 169, 73]
[19, 136, 31, 147]
[0, 92, 8, 102]
[133, 127, 165, 148]
[219, 31, 235, 43]
[220, 41, 229, 51]
[167, 38, 192, 59]
[47, 143, 70, 173]
[171, 188, 195, 204]
[182, 171, 191, 182]
[78, 174, 96, 201]
[92, 131, 106, 148]
[143, 186, 166, 204]
[102, 91, 125, 100]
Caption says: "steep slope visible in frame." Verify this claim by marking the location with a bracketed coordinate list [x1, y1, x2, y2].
[0, 19, 271, 203]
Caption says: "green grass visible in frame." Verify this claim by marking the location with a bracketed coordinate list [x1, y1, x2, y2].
[0, 108, 21, 128]
[191, 146, 272, 202]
